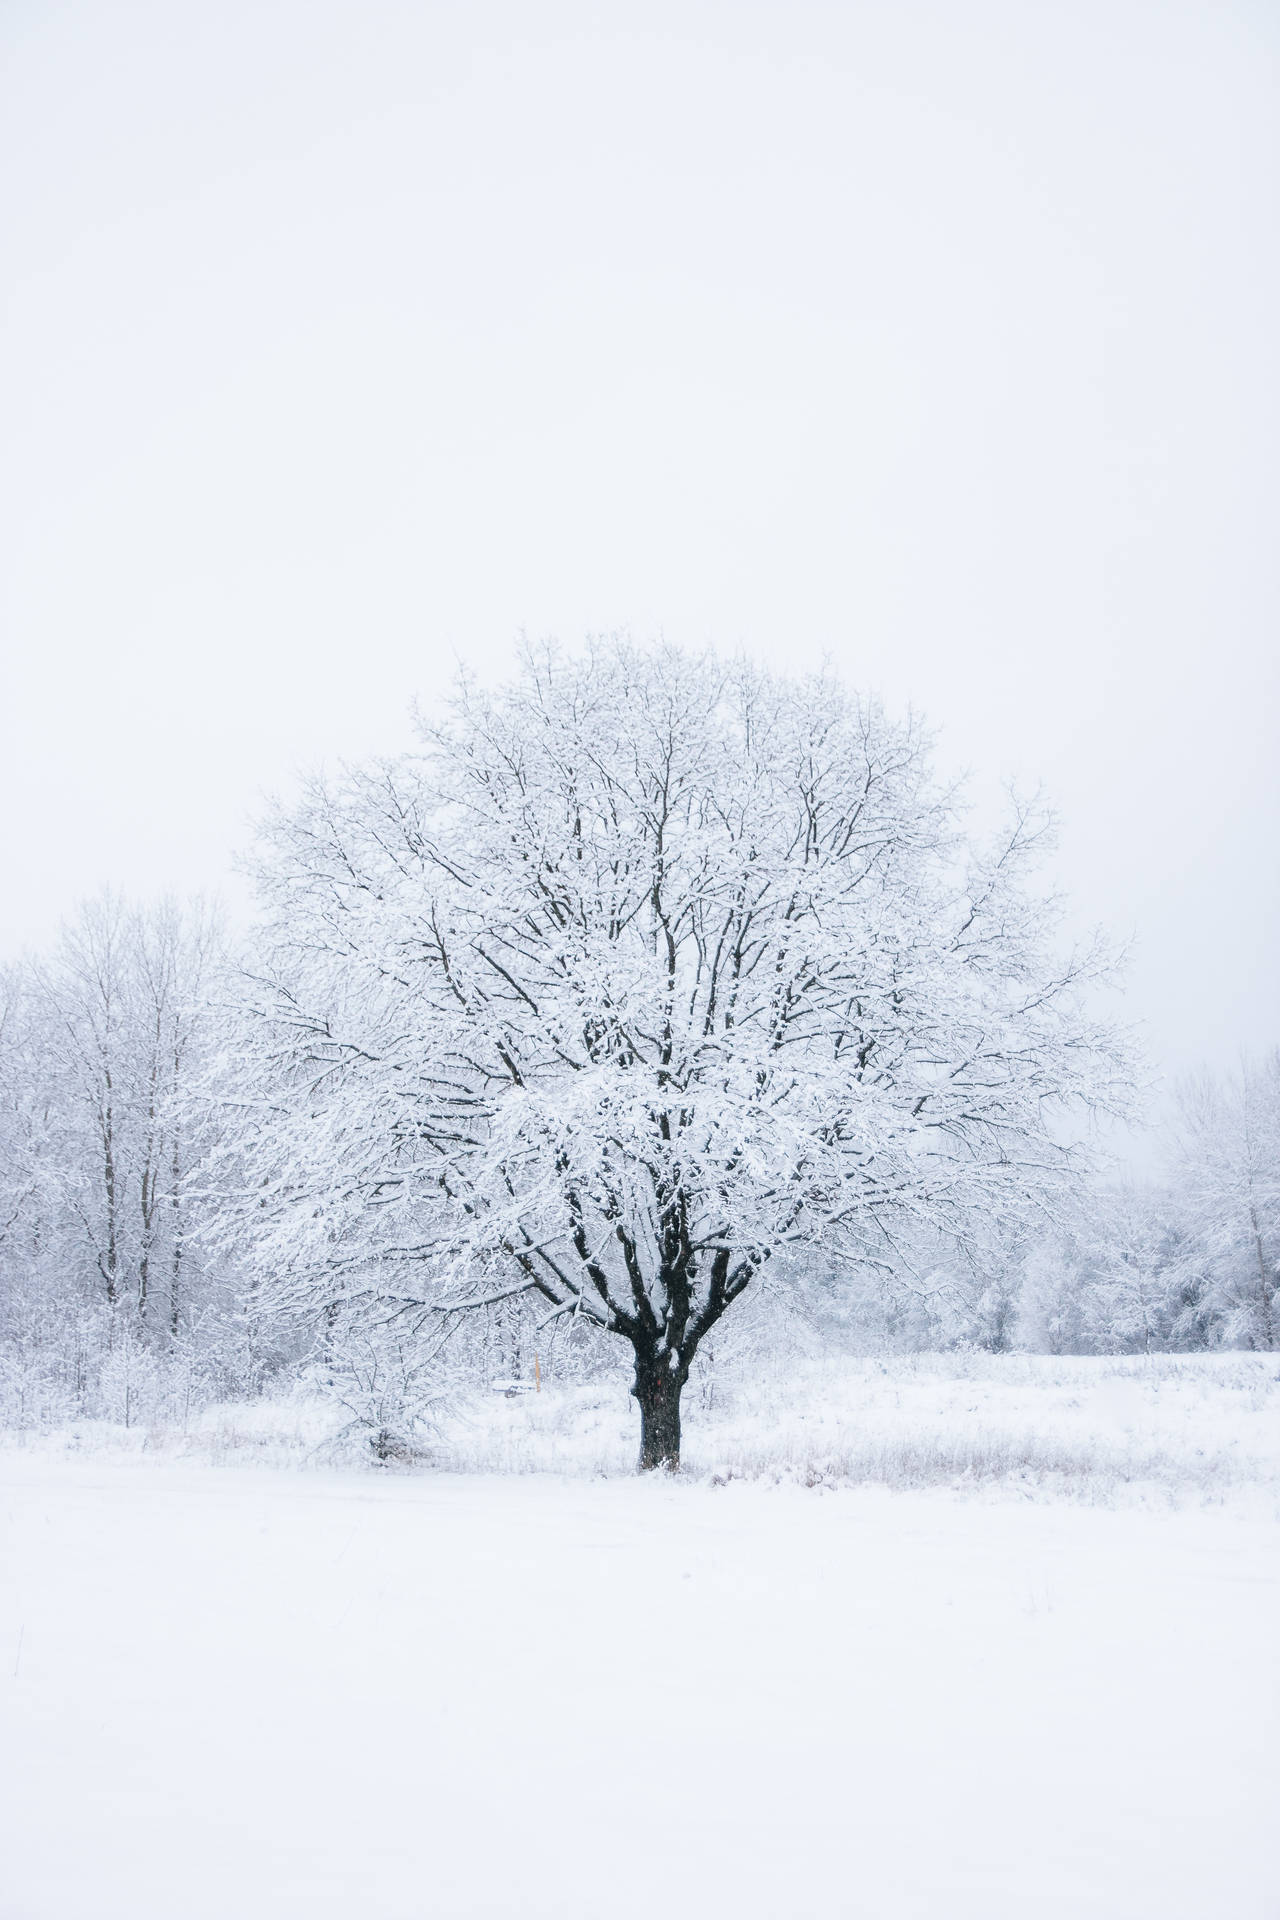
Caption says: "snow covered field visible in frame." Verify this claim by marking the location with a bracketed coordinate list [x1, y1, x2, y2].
[3, 1357, 1278, 1918]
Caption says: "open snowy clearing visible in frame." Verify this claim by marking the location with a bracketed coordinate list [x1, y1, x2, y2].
[2, 1450, 1277, 1920]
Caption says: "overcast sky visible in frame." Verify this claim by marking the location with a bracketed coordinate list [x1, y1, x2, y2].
[3, 0, 1277, 1115]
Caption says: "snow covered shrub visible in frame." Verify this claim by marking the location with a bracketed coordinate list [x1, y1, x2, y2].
[308, 1311, 459, 1464]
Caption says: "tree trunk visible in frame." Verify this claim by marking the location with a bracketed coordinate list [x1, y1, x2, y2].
[1249, 1204, 1275, 1351]
[101, 1081, 119, 1305]
[632, 1349, 687, 1471]
[169, 1125, 182, 1337]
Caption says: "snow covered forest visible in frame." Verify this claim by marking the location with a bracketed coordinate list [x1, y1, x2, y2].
[2, 644, 1275, 1465]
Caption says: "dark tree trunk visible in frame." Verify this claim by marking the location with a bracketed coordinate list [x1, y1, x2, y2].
[169, 1131, 182, 1337]
[101, 1075, 119, 1305]
[632, 1347, 688, 1471]
[1249, 1205, 1275, 1351]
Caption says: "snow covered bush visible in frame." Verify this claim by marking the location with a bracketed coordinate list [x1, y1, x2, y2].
[307, 1309, 458, 1464]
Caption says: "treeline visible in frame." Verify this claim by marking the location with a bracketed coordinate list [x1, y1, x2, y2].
[0, 897, 256, 1427]
[0, 894, 1275, 1435]
[826, 1151, 1278, 1358]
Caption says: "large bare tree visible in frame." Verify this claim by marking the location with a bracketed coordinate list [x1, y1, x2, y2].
[232, 642, 1131, 1466]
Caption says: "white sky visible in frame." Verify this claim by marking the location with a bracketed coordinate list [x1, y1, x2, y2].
[3, 0, 1277, 1111]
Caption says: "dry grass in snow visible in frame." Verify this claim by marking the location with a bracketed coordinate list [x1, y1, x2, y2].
[7, 1352, 1279, 1510]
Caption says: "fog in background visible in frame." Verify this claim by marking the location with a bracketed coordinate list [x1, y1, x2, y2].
[3, 0, 1276, 1135]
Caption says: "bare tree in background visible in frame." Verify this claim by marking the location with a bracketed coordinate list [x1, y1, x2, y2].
[1175, 1055, 1279, 1350]
[29, 896, 134, 1306]
[0, 896, 233, 1428]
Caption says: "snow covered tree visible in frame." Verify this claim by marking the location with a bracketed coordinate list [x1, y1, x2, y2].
[227, 641, 1132, 1467]
[0, 966, 44, 1268]
[23, 894, 223, 1328]
[0, 895, 239, 1428]
[1173, 1056, 1279, 1350]
[1076, 1186, 1172, 1354]
[1018, 1233, 1094, 1354]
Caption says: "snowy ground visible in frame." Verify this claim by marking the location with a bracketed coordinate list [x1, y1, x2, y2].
[2, 1358, 1278, 1918]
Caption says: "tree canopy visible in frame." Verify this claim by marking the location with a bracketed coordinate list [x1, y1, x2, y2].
[227, 641, 1132, 1465]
